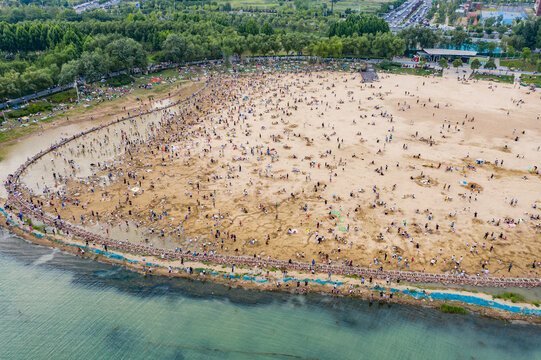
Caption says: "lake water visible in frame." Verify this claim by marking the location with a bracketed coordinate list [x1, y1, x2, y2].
[1, 229, 540, 360]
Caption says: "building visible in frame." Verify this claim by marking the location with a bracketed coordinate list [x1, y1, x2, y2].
[536, 0, 541, 16]
[417, 49, 478, 63]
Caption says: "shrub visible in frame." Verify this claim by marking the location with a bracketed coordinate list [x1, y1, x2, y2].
[493, 292, 525, 303]
[105, 74, 134, 87]
[379, 59, 402, 70]
[46, 89, 77, 103]
[440, 304, 466, 314]
[7, 101, 53, 119]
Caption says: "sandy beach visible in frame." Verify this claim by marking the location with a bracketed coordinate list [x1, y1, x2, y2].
[15, 68, 541, 279]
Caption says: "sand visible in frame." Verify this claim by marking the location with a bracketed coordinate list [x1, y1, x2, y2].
[20, 69, 541, 279]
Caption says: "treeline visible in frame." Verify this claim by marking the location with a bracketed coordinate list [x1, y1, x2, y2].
[0, 29, 406, 100]
[0, 22, 82, 52]
[399, 25, 541, 72]
[507, 17, 541, 51]
[0, 5, 407, 101]
[400, 22, 541, 56]
[328, 14, 389, 37]
[0, 8, 334, 53]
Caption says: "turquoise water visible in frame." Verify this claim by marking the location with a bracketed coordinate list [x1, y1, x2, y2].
[1, 231, 540, 359]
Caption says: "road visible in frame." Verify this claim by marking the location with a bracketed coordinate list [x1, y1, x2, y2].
[384, 0, 432, 30]
[393, 57, 539, 82]
[2, 57, 538, 110]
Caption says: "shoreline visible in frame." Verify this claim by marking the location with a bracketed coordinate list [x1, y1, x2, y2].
[2, 209, 540, 324]
[2, 66, 540, 324]
[5, 73, 541, 289]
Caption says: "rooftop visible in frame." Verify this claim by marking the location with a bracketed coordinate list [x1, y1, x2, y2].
[422, 48, 478, 56]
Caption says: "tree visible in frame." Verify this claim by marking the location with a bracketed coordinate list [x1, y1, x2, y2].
[260, 22, 274, 36]
[470, 58, 481, 71]
[20, 67, 54, 93]
[418, 56, 427, 66]
[328, 37, 343, 58]
[371, 32, 405, 59]
[451, 30, 470, 48]
[62, 29, 83, 54]
[238, 19, 259, 36]
[496, 25, 507, 37]
[246, 34, 260, 56]
[79, 50, 109, 82]
[281, 33, 298, 55]
[105, 38, 147, 71]
[267, 35, 282, 55]
[314, 40, 329, 58]
[452, 58, 463, 68]
[484, 59, 496, 69]
[162, 34, 187, 63]
[328, 14, 389, 37]
[399, 26, 439, 49]
[438, 58, 448, 69]
[487, 42, 496, 56]
[59, 60, 79, 85]
[521, 47, 532, 64]
[0, 70, 21, 99]
[476, 40, 488, 54]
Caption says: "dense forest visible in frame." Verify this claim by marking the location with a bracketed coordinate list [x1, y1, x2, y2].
[0, 0, 408, 100]
[0, 0, 540, 101]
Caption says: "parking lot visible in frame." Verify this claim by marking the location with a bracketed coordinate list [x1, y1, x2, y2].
[383, 0, 432, 30]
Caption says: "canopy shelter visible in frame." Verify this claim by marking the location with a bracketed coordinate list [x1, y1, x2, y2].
[417, 48, 478, 63]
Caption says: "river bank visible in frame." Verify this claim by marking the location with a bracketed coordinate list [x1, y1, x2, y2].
[2, 209, 540, 324]
[2, 229, 540, 360]
[2, 66, 540, 325]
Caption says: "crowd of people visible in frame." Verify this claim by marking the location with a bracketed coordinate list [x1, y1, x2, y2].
[4, 59, 541, 288]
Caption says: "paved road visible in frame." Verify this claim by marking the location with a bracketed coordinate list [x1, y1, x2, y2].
[393, 57, 539, 79]
[2, 56, 538, 111]
[384, 0, 432, 30]
[0, 65, 174, 110]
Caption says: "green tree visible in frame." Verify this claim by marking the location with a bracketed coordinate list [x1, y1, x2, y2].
[20, 67, 53, 93]
[238, 19, 259, 36]
[79, 50, 109, 82]
[521, 47, 532, 65]
[452, 58, 463, 68]
[484, 59, 496, 69]
[0, 70, 21, 99]
[487, 42, 496, 56]
[59, 60, 79, 85]
[328, 14, 389, 37]
[371, 32, 405, 59]
[328, 37, 343, 58]
[260, 22, 274, 36]
[222, 2, 232, 11]
[470, 58, 481, 71]
[246, 34, 260, 55]
[281, 33, 298, 55]
[162, 33, 187, 63]
[105, 38, 147, 71]
[451, 30, 470, 48]
[399, 26, 439, 49]
[62, 29, 83, 54]
[438, 58, 448, 69]
[476, 40, 488, 54]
